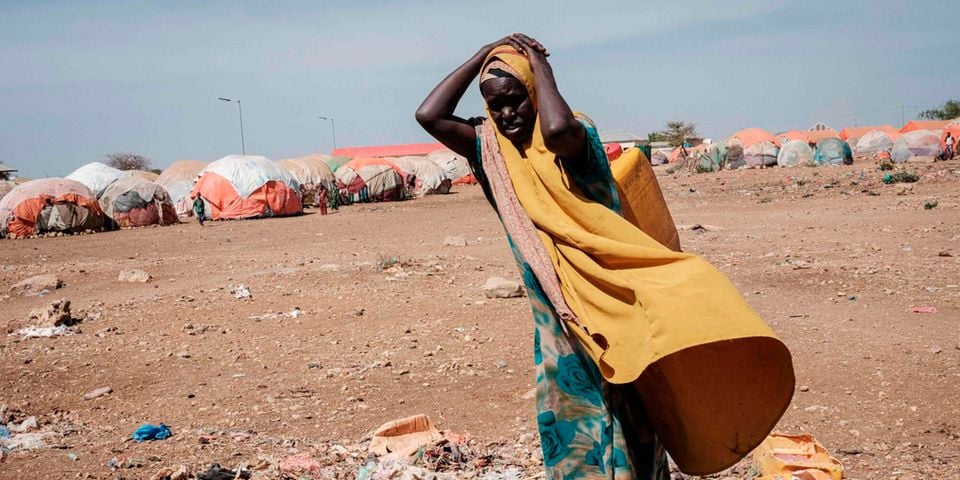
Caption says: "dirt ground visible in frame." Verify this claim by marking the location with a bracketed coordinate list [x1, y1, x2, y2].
[1, 159, 958, 479]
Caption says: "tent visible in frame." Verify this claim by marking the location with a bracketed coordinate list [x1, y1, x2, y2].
[191, 155, 302, 220]
[940, 122, 960, 149]
[695, 144, 726, 172]
[335, 157, 405, 202]
[650, 149, 670, 166]
[99, 176, 178, 227]
[323, 156, 352, 173]
[776, 130, 808, 144]
[0, 178, 108, 238]
[806, 128, 839, 144]
[777, 140, 815, 167]
[125, 170, 160, 182]
[426, 149, 476, 184]
[891, 130, 941, 163]
[839, 125, 899, 141]
[391, 156, 452, 197]
[854, 130, 896, 156]
[726, 128, 780, 168]
[813, 138, 853, 166]
[157, 160, 207, 216]
[276, 154, 337, 207]
[900, 120, 949, 134]
[65, 162, 124, 197]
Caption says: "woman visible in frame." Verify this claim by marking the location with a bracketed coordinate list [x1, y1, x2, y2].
[417, 35, 793, 479]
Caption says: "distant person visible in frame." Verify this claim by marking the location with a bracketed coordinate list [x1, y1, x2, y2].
[416, 34, 793, 479]
[330, 185, 340, 211]
[943, 132, 955, 161]
[318, 185, 329, 215]
[192, 195, 206, 226]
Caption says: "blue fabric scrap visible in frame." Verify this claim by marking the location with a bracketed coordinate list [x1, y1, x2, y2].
[131, 423, 171, 442]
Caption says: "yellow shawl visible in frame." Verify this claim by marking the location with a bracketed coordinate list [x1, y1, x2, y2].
[481, 46, 794, 475]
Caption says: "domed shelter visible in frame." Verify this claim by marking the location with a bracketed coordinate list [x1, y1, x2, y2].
[391, 156, 452, 197]
[191, 155, 302, 220]
[725, 128, 780, 168]
[99, 176, 178, 227]
[0, 179, 108, 238]
[813, 138, 853, 166]
[650, 150, 670, 166]
[276, 154, 337, 207]
[891, 130, 941, 163]
[65, 162, 124, 197]
[806, 128, 839, 144]
[854, 130, 896, 156]
[157, 160, 207, 216]
[695, 143, 726, 172]
[839, 124, 899, 145]
[777, 140, 815, 167]
[426, 149, 476, 184]
[776, 130, 808, 144]
[335, 158, 405, 202]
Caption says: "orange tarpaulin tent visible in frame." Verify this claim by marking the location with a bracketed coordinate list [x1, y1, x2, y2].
[806, 128, 839, 144]
[900, 120, 950, 134]
[190, 155, 302, 220]
[776, 130, 808, 144]
[839, 125, 899, 142]
[731, 128, 781, 148]
[0, 179, 107, 238]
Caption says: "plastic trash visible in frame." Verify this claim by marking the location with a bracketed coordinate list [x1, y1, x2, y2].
[909, 306, 937, 314]
[132, 423, 172, 442]
[196, 464, 251, 480]
[751, 432, 843, 480]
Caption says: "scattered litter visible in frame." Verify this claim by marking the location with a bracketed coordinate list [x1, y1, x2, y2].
[370, 414, 446, 461]
[7, 416, 37, 433]
[231, 284, 251, 299]
[279, 453, 323, 475]
[284, 308, 303, 318]
[0, 431, 55, 451]
[752, 432, 843, 480]
[0, 426, 9, 438]
[909, 306, 937, 314]
[10, 325, 74, 338]
[29, 299, 77, 327]
[67, 452, 79, 461]
[248, 308, 303, 321]
[196, 463, 251, 480]
[132, 423, 172, 442]
[83, 386, 112, 400]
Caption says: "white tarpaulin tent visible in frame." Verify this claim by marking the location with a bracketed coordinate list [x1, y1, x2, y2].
[65, 162, 124, 198]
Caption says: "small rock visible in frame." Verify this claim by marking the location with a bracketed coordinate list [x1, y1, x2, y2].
[799, 385, 810, 392]
[118, 269, 151, 283]
[82, 386, 112, 400]
[521, 388, 537, 400]
[10, 274, 63, 296]
[29, 299, 75, 327]
[483, 277, 524, 299]
[67, 452, 79, 462]
[443, 235, 467, 247]
[939, 251, 953, 257]
[318, 264, 340, 272]
[494, 359, 509, 369]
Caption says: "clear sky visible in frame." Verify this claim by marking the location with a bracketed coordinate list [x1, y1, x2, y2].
[1, 1, 957, 178]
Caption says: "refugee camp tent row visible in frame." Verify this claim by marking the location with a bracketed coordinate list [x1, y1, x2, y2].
[276, 154, 337, 207]
[891, 130, 941, 163]
[0, 178, 110, 238]
[157, 160, 207, 216]
[191, 155, 303, 220]
[854, 130, 896, 156]
[65, 162, 124, 198]
[98, 176, 179, 228]
[725, 128, 780, 168]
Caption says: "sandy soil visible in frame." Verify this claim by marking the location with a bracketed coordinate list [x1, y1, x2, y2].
[1, 159, 958, 479]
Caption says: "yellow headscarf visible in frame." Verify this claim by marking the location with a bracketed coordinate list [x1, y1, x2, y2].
[478, 45, 795, 475]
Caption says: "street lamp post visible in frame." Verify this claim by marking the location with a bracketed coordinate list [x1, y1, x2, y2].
[218, 97, 246, 155]
[318, 116, 336, 152]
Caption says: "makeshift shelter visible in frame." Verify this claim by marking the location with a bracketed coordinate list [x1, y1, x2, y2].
[426, 149, 476, 184]
[0, 178, 108, 238]
[157, 160, 207, 216]
[776, 130, 808, 144]
[695, 144, 726, 172]
[650, 149, 670, 166]
[65, 162, 124, 197]
[891, 130, 941, 163]
[726, 128, 780, 168]
[839, 125, 899, 141]
[854, 130, 896, 156]
[777, 140, 815, 167]
[276, 154, 337, 207]
[125, 170, 160, 182]
[900, 120, 949, 134]
[806, 128, 839, 144]
[813, 138, 853, 166]
[191, 155, 302, 220]
[391, 156, 452, 197]
[323, 156, 352, 173]
[335, 158, 405, 202]
[99, 176, 178, 227]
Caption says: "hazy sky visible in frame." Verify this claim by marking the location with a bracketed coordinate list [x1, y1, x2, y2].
[2, 1, 957, 178]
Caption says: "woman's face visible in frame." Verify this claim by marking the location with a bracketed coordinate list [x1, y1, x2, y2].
[481, 77, 536, 144]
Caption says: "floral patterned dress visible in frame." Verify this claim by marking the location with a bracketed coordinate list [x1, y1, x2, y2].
[468, 118, 670, 480]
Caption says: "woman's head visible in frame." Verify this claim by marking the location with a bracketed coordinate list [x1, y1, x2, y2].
[480, 48, 537, 144]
